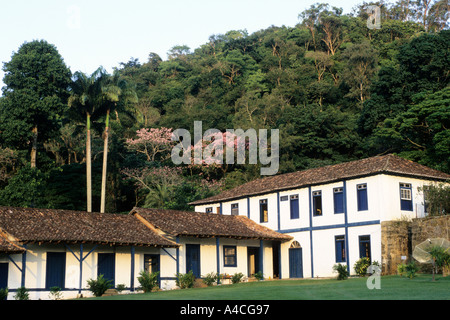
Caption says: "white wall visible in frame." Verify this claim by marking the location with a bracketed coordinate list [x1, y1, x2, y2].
[195, 173, 439, 279]
[0, 244, 176, 300]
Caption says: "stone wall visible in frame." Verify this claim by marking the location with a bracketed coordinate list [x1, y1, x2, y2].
[381, 215, 449, 275]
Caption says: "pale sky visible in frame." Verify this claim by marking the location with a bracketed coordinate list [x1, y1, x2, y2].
[0, 0, 364, 93]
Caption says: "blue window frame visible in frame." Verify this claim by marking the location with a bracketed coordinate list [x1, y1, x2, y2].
[223, 246, 237, 267]
[206, 207, 213, 213]
[400, 183, 413, 211]
[290, 195, 299, 219]
[312, 191, 322, 216]
[333, 187, 344, 214]
[359, 235, 371, 260]
[260, 199, 268, 222]
[357, 184, 368, 211]
[335, 235, 346, 263]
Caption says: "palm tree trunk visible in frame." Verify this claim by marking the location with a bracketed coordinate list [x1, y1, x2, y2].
[31, 126, 38, 168]
[86, 114, 92, 212]
[100, 109, 110, 213]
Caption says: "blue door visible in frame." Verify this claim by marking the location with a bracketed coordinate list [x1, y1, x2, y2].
[144, 254, 160, 286]
[289, 248, 303, 278]
[0, 263, 8, 290]
[46, 252, 66, 289]
[186, 244, 200, 278]
[98, 253, 115, 286]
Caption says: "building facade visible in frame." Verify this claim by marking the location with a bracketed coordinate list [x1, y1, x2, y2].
[191, 154, 450, 279]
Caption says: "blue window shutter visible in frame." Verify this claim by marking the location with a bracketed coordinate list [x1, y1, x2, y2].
[0, 263, 8, 290]
[333, 188, 344, 214]
[98, 253, 115, 286]
[46, 252, 66, 289]
[290, 197, 299, 219]
[357, 185, 368, 211]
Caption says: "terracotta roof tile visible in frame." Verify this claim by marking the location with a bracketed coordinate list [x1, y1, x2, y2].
[0, 236, 25, 253]
[0, 207, 178, 248]
[190, 154, 450, 205]
[131, 207, 292, 242]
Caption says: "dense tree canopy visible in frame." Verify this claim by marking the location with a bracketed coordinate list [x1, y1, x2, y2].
[0, 1, 448, 212]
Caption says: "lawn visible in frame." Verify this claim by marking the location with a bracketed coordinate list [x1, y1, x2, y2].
[90, 274, 449, 300]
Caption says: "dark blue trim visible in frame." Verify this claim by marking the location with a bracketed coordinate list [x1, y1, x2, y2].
[277, 192, 280, 231]
[259, 240, 264, 277]
[220, 202, 223, 215]
[21, 246, 26, 287]
[343, 180, 350, 272]
[278, 220, 381, 234]
[130, 246, 135, 292]
[247, 197, 250, 218]
[176, 236, 180, 275]
[308, 186, 314, 278]
[162, 248, 176, 261]
[216, 238, 220, 284]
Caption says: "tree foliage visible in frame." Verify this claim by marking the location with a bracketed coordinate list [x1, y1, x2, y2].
[0, 2, 448, 212]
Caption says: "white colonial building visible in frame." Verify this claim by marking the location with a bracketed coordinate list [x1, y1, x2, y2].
[190, 154, 450, 279]
[0, 154, 448, 300]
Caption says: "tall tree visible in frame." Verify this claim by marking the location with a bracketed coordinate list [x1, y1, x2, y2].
[68, 67, 108, 212]
[0, 40, 71, 168]
[99, 71, 137, 213]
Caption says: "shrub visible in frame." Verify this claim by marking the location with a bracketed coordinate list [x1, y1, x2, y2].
[202, 272, 218, 286]
[354, 257, 371, 276]
[397, 263, 406, 277]
[138, 271, 160, 293]
[0, 287, 8, 300]
[333, 263, 349, 280]
[48, 286, 62, 300]
[231, 272, 245, 284]
[14, 287, 29, 300]
[116, 284, 126, 293]
[176, 271, 195, 289]
[86, 274, 113, 297]
[254, 271, 264, 281]
[405, 261, 420, 279]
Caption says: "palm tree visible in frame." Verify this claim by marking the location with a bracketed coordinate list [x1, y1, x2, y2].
[99, 71, 137, 213]
[68, 67, 109, 212]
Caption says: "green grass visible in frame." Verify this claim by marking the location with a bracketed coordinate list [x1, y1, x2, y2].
[89, 274, 450, 300]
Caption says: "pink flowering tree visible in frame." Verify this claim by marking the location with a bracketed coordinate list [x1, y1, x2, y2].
[187, 131, 251, 179]
[125, 127, 174, 162]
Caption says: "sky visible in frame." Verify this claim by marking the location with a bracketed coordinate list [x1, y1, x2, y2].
[0, 0, 364, 93]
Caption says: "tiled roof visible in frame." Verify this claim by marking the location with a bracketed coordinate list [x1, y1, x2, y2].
[0, 236, 25, 254]
[130, 207, 293, 242]
[0, 207, 178, 248]
[190, 154, 450, 205]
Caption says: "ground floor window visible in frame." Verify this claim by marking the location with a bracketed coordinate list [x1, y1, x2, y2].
[335, 235, 346, 263]
[359, 235, 371, 260]
[223, 246, 237, 267]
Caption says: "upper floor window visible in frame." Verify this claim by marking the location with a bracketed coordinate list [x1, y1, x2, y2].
[231, 203, 239, 216]
[260, 199, 268, 222]
[312, 191, 322, 216]
[333, 187, 344, 214]
[400, 183, 413, 211]
[290, 194, 299, 219]
[357, 184, 368, 211]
